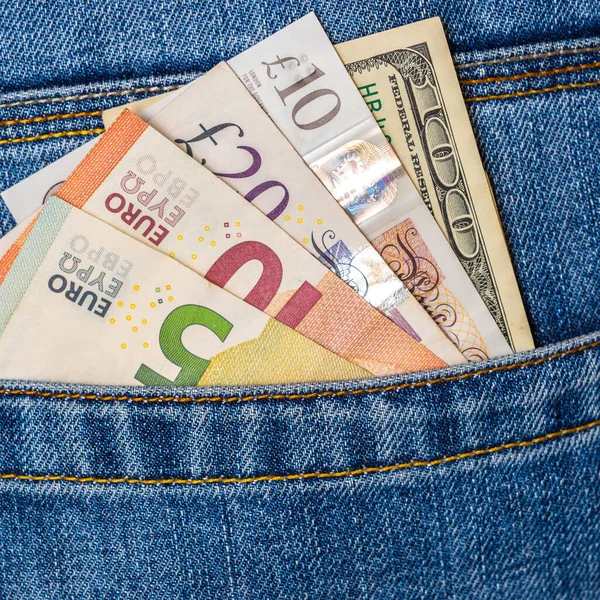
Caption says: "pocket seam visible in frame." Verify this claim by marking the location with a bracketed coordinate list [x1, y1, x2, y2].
[2, 338, 598, 405]
[0, 84, 181, 111]
[2, 76, 598, 148]
[465, 78, 600, 103]
[0, 128, 103, 147]
[2, 415, 598, 486]
[456, 43, 600, 70]
[460, 59, 600, 85]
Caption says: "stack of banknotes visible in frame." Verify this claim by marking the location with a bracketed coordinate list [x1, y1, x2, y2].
[0, 14, 534, 386]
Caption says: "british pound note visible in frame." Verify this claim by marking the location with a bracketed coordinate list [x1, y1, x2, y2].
[103, 63, 466, 365]
[228, 13, 512, 361]
[55, 109, 451, 374]
[0, 196, 368, 385]
[335, 18, 534, 352]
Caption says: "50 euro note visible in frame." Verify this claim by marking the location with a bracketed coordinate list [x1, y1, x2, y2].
[335, 18, 534, 353]
[54, 109, 451, 374]
[102, 63, 463, 366]
[228, 13, 512, 361]
[0, 196, 368, 385]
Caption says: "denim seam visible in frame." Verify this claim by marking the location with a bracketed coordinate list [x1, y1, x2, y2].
[1, 417, 598, 486]
[459, 59, 600, 84]
[1, 45, 599, 111]
[465, 78, 600, 102]
[0, 84, 182, 110]
[456, 44, 600, 69]
[1, 338, 598, 405]
[0, 110, 102, 127]
[0, 128, 104, 146]
[0, 76, 597, 150]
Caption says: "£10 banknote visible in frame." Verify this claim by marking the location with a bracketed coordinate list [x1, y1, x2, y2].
[0, 196, 368, 385]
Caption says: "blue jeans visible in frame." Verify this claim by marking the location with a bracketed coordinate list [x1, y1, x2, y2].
[1, 0, 600, 598]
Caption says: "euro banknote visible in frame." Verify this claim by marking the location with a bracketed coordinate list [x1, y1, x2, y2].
[227, 13, 512, 361]
[0, 196, 368, 385]
[54, 109, 453, 373]
[101, 63, 467, 365]
[335, 18, 534, 353]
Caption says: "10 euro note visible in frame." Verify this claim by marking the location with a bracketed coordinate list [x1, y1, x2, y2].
[228, 12, 512, 361]
[0, 196, 368, 386]
[102, 62, 463, 367]
[335, 17, 534, 353]
[54, 109, 450, 374]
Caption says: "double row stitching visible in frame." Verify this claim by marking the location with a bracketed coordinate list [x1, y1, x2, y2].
[465, 79, 600, 102]
[1, 44, 599, 111]
[456, 44, 600, 69]
[1, 417, 598, 486]
[0, 76, 595, 146]
[0, 84, 182, 110]
[0, 128, 104, 146]
[460, 60, 600, 85]
[1, 339, 598, 405]
[0, 110, 101, 128]
[2, 77, 599, 146]
[1, 63, 599, 145]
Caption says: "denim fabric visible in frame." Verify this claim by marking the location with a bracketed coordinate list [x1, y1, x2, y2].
[1, 0, 600, 598]
[1, 333, 600, 599]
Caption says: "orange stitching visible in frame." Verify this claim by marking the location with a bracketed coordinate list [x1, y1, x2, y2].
[0, 84, 182, 110]
[0, 63, 597, 142]
[460, 60, 600, 85]
[1, 339, 598, 405]
[0, 110, 101, 127]
[456, 44, 600, 69]
[0, 128, 104, 146]
[1, 417, 598, 486]
[465, 79, 600, 102]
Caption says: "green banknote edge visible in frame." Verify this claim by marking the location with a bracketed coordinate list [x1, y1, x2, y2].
[0, 196, 71, 335]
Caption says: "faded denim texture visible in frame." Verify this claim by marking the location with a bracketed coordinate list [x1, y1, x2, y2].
[0, 0, 600, 598]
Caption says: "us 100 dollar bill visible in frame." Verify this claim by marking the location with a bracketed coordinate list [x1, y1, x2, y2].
[228, 12, 512, 360]
[0, 197, 368, 385]
[335, 17, 534, 352]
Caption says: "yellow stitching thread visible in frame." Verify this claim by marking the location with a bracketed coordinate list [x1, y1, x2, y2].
[2, 78, 598, 147]
[1, 339, 598, 405]
[456, 44, 600, 69]
[1, 418, 598, 486]
[465, 79, 600, 103]
[0, 84, 182, 110]
[0, 110, 101, 127]
[460, 60, 600, 85]
[0, 128, 104, 146]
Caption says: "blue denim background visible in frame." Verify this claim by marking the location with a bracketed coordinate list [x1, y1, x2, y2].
[1, 0, 600, 598]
